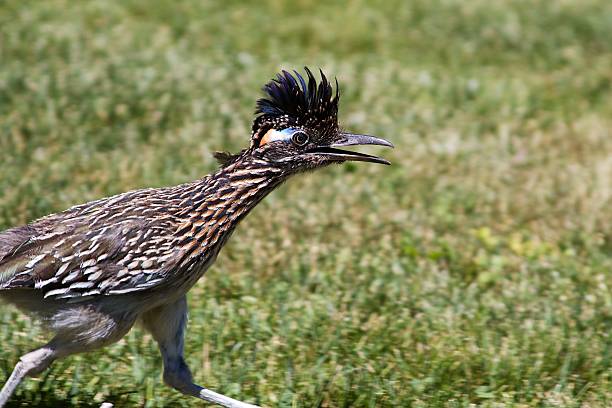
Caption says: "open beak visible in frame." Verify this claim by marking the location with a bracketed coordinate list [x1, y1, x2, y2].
[305, 132, 394, 165]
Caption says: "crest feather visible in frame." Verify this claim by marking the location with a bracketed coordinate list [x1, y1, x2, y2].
[255, 67, 339, 127]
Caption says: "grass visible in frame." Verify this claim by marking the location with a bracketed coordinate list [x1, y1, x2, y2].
[0, 0, 611, 406]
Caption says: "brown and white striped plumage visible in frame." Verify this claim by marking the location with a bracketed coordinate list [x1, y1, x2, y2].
[1, 160, 283, 300]
[0, 68, 392, 408]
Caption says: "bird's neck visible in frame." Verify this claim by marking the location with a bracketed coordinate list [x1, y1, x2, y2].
[198, 157, 287, 219]
[172, 157, 287, 265]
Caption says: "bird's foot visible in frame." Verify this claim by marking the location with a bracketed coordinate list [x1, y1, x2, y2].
[194, 385, 260, 408]
[164, 370, 259, 408]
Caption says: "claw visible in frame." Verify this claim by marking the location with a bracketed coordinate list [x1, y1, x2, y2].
[196, 385, 260, 408]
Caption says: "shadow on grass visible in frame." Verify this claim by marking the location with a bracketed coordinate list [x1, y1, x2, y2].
[5, 391, 136, 408]
[6, 397, 99, 408]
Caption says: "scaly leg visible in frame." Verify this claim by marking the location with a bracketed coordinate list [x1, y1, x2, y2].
[1, 304, 137, 407]
[141, 296, 259, 408]
[0, 344, 56, 407]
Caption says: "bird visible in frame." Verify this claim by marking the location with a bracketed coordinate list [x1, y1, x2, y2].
[0, 67, 393, 407]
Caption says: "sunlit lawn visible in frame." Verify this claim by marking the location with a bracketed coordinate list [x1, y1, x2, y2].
[1, 0, 611, 406]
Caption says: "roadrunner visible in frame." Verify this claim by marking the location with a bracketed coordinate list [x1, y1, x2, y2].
[0, 68, 392, 407]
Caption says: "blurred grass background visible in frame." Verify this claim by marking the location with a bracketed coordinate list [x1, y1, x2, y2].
[1, 0, 611, 406]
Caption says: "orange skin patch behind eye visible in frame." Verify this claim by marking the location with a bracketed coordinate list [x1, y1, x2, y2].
[259, 129, 276, 146]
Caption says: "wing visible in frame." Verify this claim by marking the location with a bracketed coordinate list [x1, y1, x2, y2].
[0, 217, 182, 301]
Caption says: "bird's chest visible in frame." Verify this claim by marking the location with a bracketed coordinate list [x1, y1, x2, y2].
[169, 191, 266, 295]
[173, 224, 238, 294]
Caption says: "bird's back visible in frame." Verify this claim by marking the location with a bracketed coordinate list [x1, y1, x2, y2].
[0, 161, 279, 304]
[0, 186, 188, 301]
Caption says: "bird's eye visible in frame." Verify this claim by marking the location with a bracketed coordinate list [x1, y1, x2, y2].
[291, 131, 309, 146]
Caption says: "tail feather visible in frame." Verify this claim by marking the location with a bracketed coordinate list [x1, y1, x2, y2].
[0, 225, 37, 287]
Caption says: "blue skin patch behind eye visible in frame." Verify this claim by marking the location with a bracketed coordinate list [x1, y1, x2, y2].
[268, 127, 299, 143]
[259, 127, 302, 147]
[278, 128, 299, 137]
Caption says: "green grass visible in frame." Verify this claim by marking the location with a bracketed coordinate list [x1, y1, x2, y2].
[1, 0, 611, 406]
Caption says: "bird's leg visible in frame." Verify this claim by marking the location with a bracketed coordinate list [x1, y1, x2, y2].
[141, 296, 259, 408]
[0, 344, 56, 407]
[1, 305, 137, 408]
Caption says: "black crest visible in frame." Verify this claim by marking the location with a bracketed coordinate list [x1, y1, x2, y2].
[216, 68, 340, 166]
[254, 67, 339, 134]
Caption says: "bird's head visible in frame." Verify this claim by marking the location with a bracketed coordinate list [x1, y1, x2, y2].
[216, 68, 393, 172]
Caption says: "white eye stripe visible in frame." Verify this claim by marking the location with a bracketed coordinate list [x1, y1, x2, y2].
[259, 127, 300, 146]
[270, 128, 297, 142]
